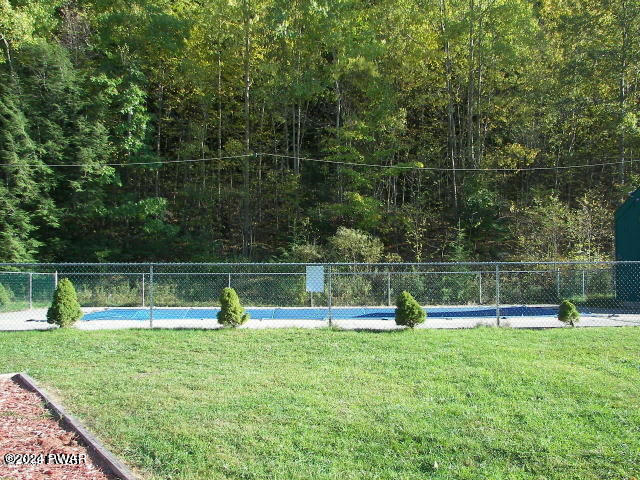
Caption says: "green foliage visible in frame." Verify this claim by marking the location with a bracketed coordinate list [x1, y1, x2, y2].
[395, 291, 426, 328]
[510, 191, 614, 261]
[0, 284, 11, 307]
[283, 243, 326, 263]
[558, 300, 580, 327]
[46, 278, 83, 327]
[0, 0, 637, 262]
[568, 293, 617, 309]
[330, 192, 384, 231]
[0, 79, 50, 262]
[439, 276, 478, 304]
[328, 227, 384, 263]
[332, 276, 374, 306]
[76, 277, 145, 307]
[217, 287, 249, 327]
[447, 226, 473, 262]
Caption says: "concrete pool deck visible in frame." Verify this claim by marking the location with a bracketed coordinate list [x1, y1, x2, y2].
[0, 306, 637, 331]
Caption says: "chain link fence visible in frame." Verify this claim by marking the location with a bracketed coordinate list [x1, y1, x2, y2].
[0, 262, 638, 330]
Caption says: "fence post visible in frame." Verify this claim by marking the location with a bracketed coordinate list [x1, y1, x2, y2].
[54, 271, 58, 288]
[387, 271, 392, 306]
[556, 268, 561, 299]
[149, 265, 154, 329]
[582, 270, 586, 298]
[495, 264, 500, 327]
[478, 272, 482, 304]
[141, 273, 145, 307]
[228, 273, 231, 288]
[29, 273, 33, 310]
[327, 265, 332, 326]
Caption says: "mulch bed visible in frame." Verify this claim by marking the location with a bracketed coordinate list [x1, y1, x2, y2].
[0, 379, 117, 480]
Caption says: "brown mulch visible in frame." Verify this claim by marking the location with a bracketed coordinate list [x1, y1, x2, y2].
[0, 379, 117, 480]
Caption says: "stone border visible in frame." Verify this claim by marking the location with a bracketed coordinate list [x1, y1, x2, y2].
[7, 372, 138, 480]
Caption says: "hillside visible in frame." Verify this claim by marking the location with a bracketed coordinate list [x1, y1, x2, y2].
[1, 0, 638, 262]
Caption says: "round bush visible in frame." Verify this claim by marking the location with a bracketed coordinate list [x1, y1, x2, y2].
[0, 284, 11, 308]
[46, 278, 83, 327]
[395, 290, 426, 328]
[217, 287, 249, 327]
[558, 299, 579, 327]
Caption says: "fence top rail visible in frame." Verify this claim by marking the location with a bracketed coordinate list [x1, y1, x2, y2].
[0, 260, 638, 268]
[0, 268, 609, 276]
[0, 271, 56, 275]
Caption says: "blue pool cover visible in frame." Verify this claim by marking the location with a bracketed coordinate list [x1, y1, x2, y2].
[82, 305, 571, 321]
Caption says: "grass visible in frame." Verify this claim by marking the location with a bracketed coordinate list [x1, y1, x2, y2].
[0, 328, 639, 480]
[0, 300, 50, 313]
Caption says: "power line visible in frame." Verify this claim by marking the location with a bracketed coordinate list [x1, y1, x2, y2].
[0, 151, 638, 172]
[262, 153, 640, 172]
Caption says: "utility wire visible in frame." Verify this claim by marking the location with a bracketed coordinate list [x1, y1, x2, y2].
[262, 153, 640, 172]
[0, 151, 638, 172]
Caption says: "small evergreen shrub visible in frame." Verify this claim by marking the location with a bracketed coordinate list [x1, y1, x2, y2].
[395, 291, 426, 328]
[217, 287, 249, 327]
[47, 278, 83, 327]
[558, 300, 579, 327]
[0, 284, 11, 308]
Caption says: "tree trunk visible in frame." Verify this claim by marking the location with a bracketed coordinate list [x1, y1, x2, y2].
[241, 0, 252, 257]
[618, 0, 629, 187]
[440, 0, 458, 210]
[218, 49, 222, 203]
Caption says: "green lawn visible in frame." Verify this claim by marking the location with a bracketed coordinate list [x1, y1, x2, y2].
[0, 300, 50, 313]
[0, 327, 639, 480]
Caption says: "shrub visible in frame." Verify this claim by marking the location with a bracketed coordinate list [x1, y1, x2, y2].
[332, 276, 375, 306]
[395, 291, 426, 328]
[0, 284, 11, 307]
[76, 278, 141, 307]
[328, 227, 383, 263]
[46, 278, 83, 327]
[217, 287, 249, 327]
[558, 299, 580, 327]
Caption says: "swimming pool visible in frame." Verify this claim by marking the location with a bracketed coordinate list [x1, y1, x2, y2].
[82, 305, 568, 321]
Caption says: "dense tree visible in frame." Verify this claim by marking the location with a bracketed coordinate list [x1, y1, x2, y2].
[0, 79, 54, 262]
[0, 0, 638, 262]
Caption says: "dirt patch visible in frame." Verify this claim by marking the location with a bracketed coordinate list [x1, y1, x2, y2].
[0, 379, 117, 480]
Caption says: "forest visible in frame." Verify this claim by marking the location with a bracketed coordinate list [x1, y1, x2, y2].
[1, 0, 639, 263]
